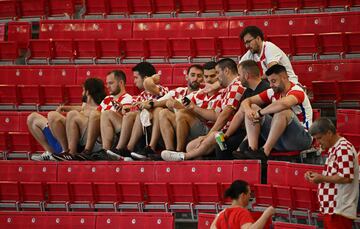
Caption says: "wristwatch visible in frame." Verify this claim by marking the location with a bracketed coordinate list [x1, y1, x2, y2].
[257, 109, 264, 117]
[149, 100, 154, 109]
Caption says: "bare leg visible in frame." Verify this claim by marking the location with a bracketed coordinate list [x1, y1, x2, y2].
[47, 111, 68, 151]
[184, 132, 216, 160]
[127, 113, 144, 152]
[159, 109, 176, 150]
[115, 111, 137, 150]
[148, 107, 163, 150]
[27, 112, 54, 153]
[84, 110, 101, 151]
[100, 110, 123, 150]
[262, 110, 292, 156]
[244, 105, 261, 151]
[66, 110, 88, 155]
[175, 109, 199, 152]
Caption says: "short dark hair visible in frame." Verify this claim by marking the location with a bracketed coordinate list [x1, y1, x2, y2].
[265, 64, 287, 76]
[224, 180, 249, 200]
[216, 58, 238, 75]
[240, 26, 264, 41]
[239, 60, 260, 77]
[203, 61, 217, 70]
[187, 64, 204, 74]
[132, 62, 156, 79]
[107, 70, 126, 84]
[309, 117, 337, 135]
[83, 78, 107, 105]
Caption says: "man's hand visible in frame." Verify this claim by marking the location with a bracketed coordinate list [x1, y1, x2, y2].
[151, 73, 161, 84]
[137, 101, 152, 110]
[199, 82, 219, 94]
[56, 105, 63, 112]
[305, 171, 323, 184]
[245, 108, 259, 123]
[184, 100, 195, 111]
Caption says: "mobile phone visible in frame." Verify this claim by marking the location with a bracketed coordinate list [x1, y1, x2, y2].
[182, 97, 191, 106]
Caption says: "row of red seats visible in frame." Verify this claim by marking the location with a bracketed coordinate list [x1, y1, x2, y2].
[198, 213, 316, 229]
[22, 32, 360, 64]
[0, 211, 174, 228]
[84, 0, 360, 17]
[0, 60, 359, 89]
[0, 0, 75, 19]
[38, 11, 360, 40]
[312, 80, 360, 108]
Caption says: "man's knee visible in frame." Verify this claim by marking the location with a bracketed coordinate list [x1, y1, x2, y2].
[89, 110, 101, 121]
[175, 109, 191, 122]
[159, 109, 172, 120]
[273, 109, 292, 122]
[27, 112, 39, 126]
[47, 111, 63, 123]
[66, 110, 80, 121]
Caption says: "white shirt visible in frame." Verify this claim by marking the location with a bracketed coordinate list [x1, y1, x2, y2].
[240, 41, 299, 84]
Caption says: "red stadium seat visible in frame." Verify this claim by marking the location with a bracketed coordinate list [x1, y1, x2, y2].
[93, 182, 119, 211]
[266, 35, 292, 56]
[250, 0, 275, 12]
[146, 38, 170, 61]
[169, 37, 193, 61]
[108, 0, 131, 16]
[19, 182, 46, 211]
[345, 32, 360, 54]
[17, 85, 42, 106]
[40, 85, 65, 105]
[85, 0, 109, 16]
[287, 163, 323, 189]
[217, 36, 244, 60]
[7, 22, 31, 49]
[48, 0, 75, 17]
[27, 39, 53, 64]
[273, 222, 316, 229]
[18, 0, 46, 18]
[97, 39, 121, 63]
[232, 160, 262, 186]
[143, 182, 169, 211]
[152, 0, 176, 14]
[318, 32, 345, 57]
[122, 38, 147, 61]
[312, 81, 339, 103]
[253, 184, 273, 207]
[198, 213, 216, 229]
[0, 85, 18, 106]
[0, 132, 8, 154]
[69, 182, 95, 210]
[202, 0, 225, 13]
[292, 34, 318, 58]
[176, 0, 202, 13]
[74, 39, 99, 63]
[52, 39, 75, 63]
[131, 0, 153, 14]
[155, 64, 173, 85]
[336, 109, 360, 134]
[0, 41, 18, 62]
[267, 161, 289, 186]
[338, 80, 360, 106]
[226, 0, 249, 12]
[117, 182, 144, 211]
[64, 85, 83, 105]
[0, 112, 19, 132]
[0, 181, 20, 211]
[45, 182, 71, 211]
[192, 37, 217, 59]
[0, 0, 17, 19]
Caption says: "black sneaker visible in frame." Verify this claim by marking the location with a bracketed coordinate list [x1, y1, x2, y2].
[90, 149, 111, 161]
[131, 146, 156, 160]
[232, 151, 250, 160]
[75, 149, 93, 161]
[243, 147, 268, 162]
[52, 151, 76, 161]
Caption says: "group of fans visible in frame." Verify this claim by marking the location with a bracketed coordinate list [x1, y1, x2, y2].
[26, 25, 359, 228]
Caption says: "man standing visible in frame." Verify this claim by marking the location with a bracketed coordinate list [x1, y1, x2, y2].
[305, 118, 359, 229]
[240, 25, 299, 85]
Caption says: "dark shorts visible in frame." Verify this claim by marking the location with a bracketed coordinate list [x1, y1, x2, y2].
[42, 126, 63, 155]
[260, 114, 312, 151]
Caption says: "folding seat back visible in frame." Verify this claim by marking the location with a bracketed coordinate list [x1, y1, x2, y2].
[132, 0, 153, 14]
[76, 66, 108, 84]
[198, 213, 216, 229]
[266, 35, 292, 56]
[253, 184, 273, 206]
[226, 0, 249, 12]
[274, 0, 300, 10]
[202, 0, 225, 12]
[193, 37, 217, 58]
[122, 38, 148, 60]
[194, 182, 221, 204]
[74, 39, 99, 61]
[40, 85, 65, 105]
[0, 132, 8, 153]
[267, 161, 289, 186]
[0, 181, 20, 210]
[292, 61, 315, 90]
[0, 85, 18, 106]
[146, 38, 169, 60]
[85, 0, 109, 15]
[116, 162, 155, 182]
[341, 133, 360, 152]
[0, 111, 19, 132]
[345, 32, 360, 54]
[152, 0, 176, 13]
[250, 0, 274, 11]
[312, 81, 339, 102]
[69, 182, 94, 208]
[154, 64, 173, 85]
[20, 182, 46, 210]
[292, 34, 318, 57]
[7, 132, 34, 153]
[108, 0, 130, 15]
[0, 161, 57, 182]
[46, 182, 71, 209]
[338, 80, 360, 103]
[93, 182, 119, 206]
[0, 41, 18, 61]
[53, 39, 75, 61]
[217, 36, 244, 58]
[64, 85, 83, 105]
[43, 213, 96, 228]
[143, 182, 169, 205]
[232, 160, 261, 186]
[172, 64, 192, 85]
[168, 182, 195, 204]
[177, 0, 202, 13]
[98, 39, 121, 61]
[28, 39, 53, 62]
[202, 19, 229, 37]
[318, 32, 345, 55]
[18, 0, 46, 18]
[0, 0, 17, 19]
[336, 109, 360, 134]
[7, 22, 31, 49]
[48, 0, 75, 17]
[287, 162, 323, 189]
[17, 85, 42, 105]
[117, 182, 144, 206]
[169, 37, 193, 59]
[38, 66, 77, 85]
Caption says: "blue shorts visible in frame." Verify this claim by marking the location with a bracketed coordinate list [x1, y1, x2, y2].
[42, 126, 63, 155]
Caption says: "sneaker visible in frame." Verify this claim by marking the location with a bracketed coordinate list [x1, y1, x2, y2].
[106, 148, 131, 161]
[243, 147, 268, 162]
[131, 146, 156, 160]
[52, 151, 76, 161]
[75, 149, 93, 161]
[161, 150, 185, 161]
[31, 151, 56, 161]
[90, 149, 111, 161]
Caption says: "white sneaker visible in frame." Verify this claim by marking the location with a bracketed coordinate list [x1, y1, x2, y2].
[31, 151, 56, 161]
[123, 157, 134, 161]
[161, 150, 185, 161]
[106, 150, 122, 160]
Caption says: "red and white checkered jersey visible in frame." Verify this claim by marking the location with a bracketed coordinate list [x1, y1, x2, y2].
[318, 137, 359, 219]
[258, 83, 312, 129]
[214, 79, 245, 130]
[97, 93, 133, 112]
[133, 85, 169, 102]
[157, 87, 196, 102]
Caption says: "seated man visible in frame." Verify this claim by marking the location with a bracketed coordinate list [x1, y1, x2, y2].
[102, 62, 168, 160]
[216, 60, 270, 160]
[27, 78, 106, 161]
[59, 70, 133, 161]
[241, 64, 312, 161]
[52, 78, 107, 160]
[130, 64, 204, 160]
[161, 58, 245, 161]
[158, 61, 221, 153]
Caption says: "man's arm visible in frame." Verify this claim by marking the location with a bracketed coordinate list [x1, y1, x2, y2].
[208, 106, 236, 133]
[189, 102, 217, 122]
[257, 95, 298, 116]
[306, 172, 353, 184]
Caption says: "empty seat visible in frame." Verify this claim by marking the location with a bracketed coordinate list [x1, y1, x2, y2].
[292, 34, 318, 58]
[266, 35, 292, 56]
[7, 22, 31, 49]
[318, 32, 345, 57]
[146, 38, 169, 61]
[0, 112, 19, 132]
[48, 0, 75, 17]
[336, 109, 360, 134]
[267, 161, 289, 186]
[0, 85, 18, 106]
[169, 37, 193, 61]
[0, 132, 8, 154]
[217, 36, 244, 60]
[338, 80, 360, 106]
[85, 0, 109, 16]
[19, 182, 46, 211]
[52, 39, 75, 63]
[108, 0, 131, 16]
[233, 160, 262, 186]
[40, 85, 65, 105]
[198, 213, 216, 229]
[17, 85, 42, 106]
[0, 0, 17, 19]
[74, 39, 99, 63]
[122, 38, 147, 61]
[192, 37, 217, 59]
[0, 181, 20, 211]
[27, 39, 53, 64]
[97, 39, 121, 63]
[312, 81, 339, 103]
[64, 85, 82, 104]
[345, 32, 360, 54]
[152, 0, 176, 14]
[0, 41, 18, 62]
[18, 0, 46, 18]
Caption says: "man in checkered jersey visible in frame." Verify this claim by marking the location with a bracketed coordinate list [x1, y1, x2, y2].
[54, 70, 132, 161]
[161, 58, 245, 161]
[103, 62, 169, 160]
[157, 62, 221, 154]
[240, 64, 312, 161]
[130, 64, 204, 160]
[305, 118, 359, 229]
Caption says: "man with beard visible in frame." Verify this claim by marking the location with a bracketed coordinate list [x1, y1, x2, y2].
[54, 71, 132, 161]
[161, 58, 245, 161]
[240, 26, 299, 85]
[130, 64, 204, 160]
[158, 61, 221, 154]
[241, 64, 312, 161]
